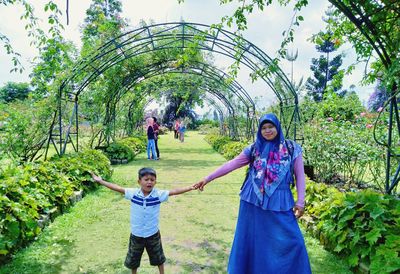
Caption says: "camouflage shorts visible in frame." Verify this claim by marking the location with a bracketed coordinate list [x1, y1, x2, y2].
[124, 231, 166, 269]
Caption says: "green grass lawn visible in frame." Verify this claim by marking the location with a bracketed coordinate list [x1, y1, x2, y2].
[0, 131, 351, 274]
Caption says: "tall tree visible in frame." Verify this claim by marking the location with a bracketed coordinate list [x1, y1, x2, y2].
[30, 37, 77, 98]
[305, 45, 344, 101]
[81, 0, 126, 54]
[306, 8, 344, 102]
[0, 82, 31, 103]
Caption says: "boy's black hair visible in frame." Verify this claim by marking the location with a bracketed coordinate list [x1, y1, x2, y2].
[153, 117, 157, 122]
[138, 167, 157, 179]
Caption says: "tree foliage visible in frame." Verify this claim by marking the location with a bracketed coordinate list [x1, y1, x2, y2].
[0, 82, 31, 103]
[306, 7, 345, 102]
[367, 79, 388, 112]
[0, 98, 54, 162]
[1, 1, 65, 73]
[30, 37, 77, 99]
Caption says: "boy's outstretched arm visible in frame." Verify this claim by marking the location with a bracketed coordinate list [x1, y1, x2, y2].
[91, 172, 125, 194]
[169, 183, 198, 196]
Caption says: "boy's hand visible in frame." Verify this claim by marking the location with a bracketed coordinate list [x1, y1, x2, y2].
[191, 184, 199, 190]
[91, 172, 103, 183]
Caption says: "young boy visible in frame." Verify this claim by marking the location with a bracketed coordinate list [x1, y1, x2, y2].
[91, 168, 196, 274]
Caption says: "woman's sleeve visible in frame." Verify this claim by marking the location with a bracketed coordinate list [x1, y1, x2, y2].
[204, 152, 250, 183]
[293, 154, 306, 208]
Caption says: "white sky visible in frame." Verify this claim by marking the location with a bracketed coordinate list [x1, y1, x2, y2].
[0, 0, 374, 109]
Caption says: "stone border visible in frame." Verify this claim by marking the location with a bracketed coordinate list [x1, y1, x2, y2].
[110, 158, 129, 165]
[37, 190, 84, 228]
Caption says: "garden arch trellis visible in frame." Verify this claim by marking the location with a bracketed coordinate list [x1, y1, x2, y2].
[119, 60, 256, 137]
[46, 22, 300, 157]
[75, 59, 255, 146]
[326, 1, 400, 194]
[126, 83, 239, 135]
[126, 92, 230, 137]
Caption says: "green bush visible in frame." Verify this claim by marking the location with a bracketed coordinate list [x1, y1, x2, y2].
[301, 92, 365, 122]
[0, 149, 112, 263]
[204, 134, 231, 153]
[303, 116, 386, 191]
[105, 142, 134, 161]
[119, 137, 146, 156]
[204, 133, 250, 160]
[304, 181, 400, 273]
[221, 141, 249, 160]
[197, 124, 219, 135]
[51, 149, 112, 191]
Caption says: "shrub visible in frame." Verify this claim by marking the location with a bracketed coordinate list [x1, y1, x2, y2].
[105, 142, 134, 162]
[204, 134, 231, 153]
[303, 116, 386, 191]
[221, 141, 249, 160]
[51, 149, 112, 191]
[119, 137, 146, 156]
[197, 124, 219, 135]
[304, 181, 400, 273]
[0, 149, 112, 263]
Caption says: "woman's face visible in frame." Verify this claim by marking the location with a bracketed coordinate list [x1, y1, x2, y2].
[261, 122, 278, 141]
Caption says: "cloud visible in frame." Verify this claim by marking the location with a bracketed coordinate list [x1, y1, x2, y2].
[0, 0, 374, 106]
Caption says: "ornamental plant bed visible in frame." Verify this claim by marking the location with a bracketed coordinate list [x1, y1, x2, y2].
[302, 181, 400, 274]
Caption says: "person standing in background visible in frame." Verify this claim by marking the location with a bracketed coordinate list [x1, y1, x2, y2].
[174, 120, 180, 139]
[153, 117, 160, 159]
[146, 118, 158, 160]
[178, 121, 186, 143]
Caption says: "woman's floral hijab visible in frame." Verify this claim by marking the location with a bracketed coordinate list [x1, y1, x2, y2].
[250, 113, 292, 201]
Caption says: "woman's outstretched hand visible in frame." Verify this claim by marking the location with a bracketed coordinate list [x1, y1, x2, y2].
[194, 178, 209, 191]
[293, 205, 304, 218]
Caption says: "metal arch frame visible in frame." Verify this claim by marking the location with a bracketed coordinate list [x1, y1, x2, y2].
[202, 94, 227, 135]
[117, 61, 256, 137]
[328, 1, 399, 194]
[49, 22, 300, 157]
[68, 23, 295, 100]
[121, 60, 255, 109]
[48, 61, 248, 157]
[123, 83, 238, 135]
[124, 89, 229, 135]
[63, 22, 297, 117]
[58, 60, 255, 153]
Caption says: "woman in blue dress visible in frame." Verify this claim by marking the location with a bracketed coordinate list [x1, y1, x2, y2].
[195, 113, 312, 274]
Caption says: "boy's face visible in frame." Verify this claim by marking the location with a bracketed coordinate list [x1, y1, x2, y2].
[138, 174, 157, 194]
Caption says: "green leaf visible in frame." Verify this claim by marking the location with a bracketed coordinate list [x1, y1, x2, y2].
[370, 206, 384, 219]
[365, 228, 382, 245]
[6, 221, 20, 239]
[348, 252, 359, 267]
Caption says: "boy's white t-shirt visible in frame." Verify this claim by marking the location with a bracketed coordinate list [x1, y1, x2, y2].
[124, 188, 169, 237]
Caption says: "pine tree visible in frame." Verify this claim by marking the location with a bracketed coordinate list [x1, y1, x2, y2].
[306, 8, 344, 102]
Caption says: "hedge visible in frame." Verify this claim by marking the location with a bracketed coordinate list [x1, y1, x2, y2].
[0, 149, 112, 263]
[303, 181, 400, 273]
[104, 136, 146, 164]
